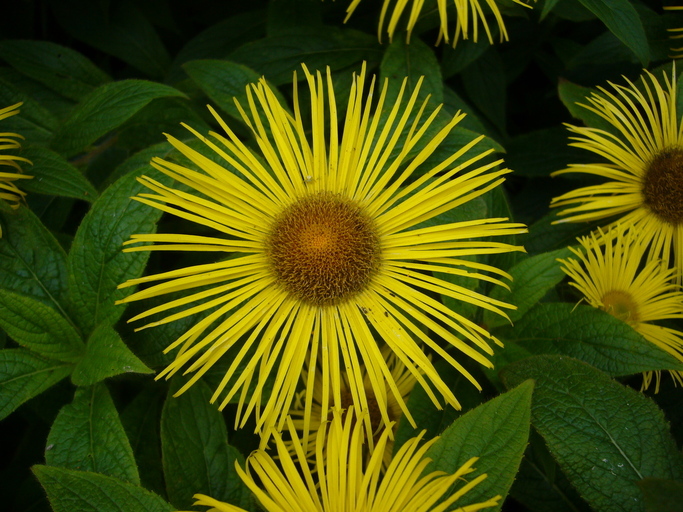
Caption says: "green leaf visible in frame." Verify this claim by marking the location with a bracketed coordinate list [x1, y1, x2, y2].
[394, 359, 487, 453]
[33, 465, 174, 512]
[0, 202, 71, 314]
[67, 167, 171, 336]
[0, 74, 59, 144]
[0, 289, 83, 362]
[0, 349, 72, 420]
[558, 79, 619, 134]
[71, 324, 152, 386]
[461, 48, 507, 134]
[49, 0, 170, 79]
[501, 303, 683, 376]
[266, 0, 322, 35]
[485, 248, 572, 329]
[380, 37, 443, 106]
[425, 380, 533, 510]
[51, 80, 185, 158]
[637, 478, 683, 512]
[501, 355, 683, 512]
[575, 0, 649, 65]
[20, 146, 98, 202]
[161, 378, 250, 510]
[0, 40, 110, 101]
[184, 60, 288, 122]
[511, 430, 592, 512]
[45, 383, 139, 485]
[229, 26, 381, 85]
[120, 386, 166, 497]
[168, 11, 266, 82]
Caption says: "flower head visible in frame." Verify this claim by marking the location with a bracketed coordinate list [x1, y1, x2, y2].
[190, 408, 500, 512]
[343, 0, 533, 46]
[558, 228, 683, 391]
[0, 103, 32, 211]
[550, 68, 683, 277]
[117, 63, 526, 440]
[288, 346, 419, 466]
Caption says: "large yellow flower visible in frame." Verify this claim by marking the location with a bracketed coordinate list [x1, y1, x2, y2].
[344, 0, 533, 46]
[0, 103, 32, 210]
[288, 345, 419, 466]
[190, 408, 500, 512]
[550, 68, 683, 277]
[558, 228, 683, 391]
[117, 63, 526, 440]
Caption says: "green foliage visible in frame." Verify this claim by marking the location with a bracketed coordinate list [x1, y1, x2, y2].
[501, 304, 683, 376]
[45, 383, 139, 484]
[502, 355, 683, 512]
[34, 465, 174, 512]
[161, 379, 251, 510]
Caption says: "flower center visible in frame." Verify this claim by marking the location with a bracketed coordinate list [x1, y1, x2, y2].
[642, 148, 683, 225]
[267, 193, 381, 306]
[600, 290, 640, 324]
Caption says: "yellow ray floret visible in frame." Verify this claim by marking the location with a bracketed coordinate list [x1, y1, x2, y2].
[0, 103, 32, 215]
[343, 0, 534, 46]
[188, 408, 500, 512]
[117, 63, 527, 441]
[558, 228, 683, 391]
[551, 67, 683, 279]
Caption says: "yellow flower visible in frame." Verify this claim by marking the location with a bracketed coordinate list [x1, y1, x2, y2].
[665, 6, 683, 59]
[558, 228, 683, 391]
[0, 103, 32, 211]
[343, 0, 533, 46]
[117, 63, 526, 440]
[190, 408, 500, 512]
[550, 68, 683, 278]
[288, 345, 419, 467]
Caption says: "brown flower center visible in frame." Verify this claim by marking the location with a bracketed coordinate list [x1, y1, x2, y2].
[267, 193, 381, 306]
[601, 290, 640, 324]
[642, 148, 683, 225]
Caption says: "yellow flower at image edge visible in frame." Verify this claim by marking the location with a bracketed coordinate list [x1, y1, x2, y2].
[558, 229, 683, 391]
[343, 0, 534, 46]
[117, 63, 526, 440]
[189, 409, 500, 512]
[0, 103, 32, 211]
[550, 68, 683, 277]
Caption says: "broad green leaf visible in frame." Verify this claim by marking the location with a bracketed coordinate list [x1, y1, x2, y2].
[394, 359, 487, 453]
[229, 26, 381, 85]
[637, 478, 683, 512]
[101, 141, 173, 191]
[501, 355, 683, 512]
[51, 80, 185, 157]
[0, 74, 58, 144]
[501, 303, 683, 376]
[425, 380, 533, 511]
[0, 40, 110, 101]
[461, 48, 507, 133]
[49, 0, 170, 79]
[33, 466, 173, 512]
[0, 289, 83, 362]
[441, 38, 491, 79]
[184, 60, 288, 122]
[525, 211, 600, 255]
[0, 202, 71, 315]
[266, 0, 322, 35]
[71, 324, 152, 386]
[161, 378, 250, 510]
[485, 248, 572, 329]
[511, 430, 592, 512]
[0, 349, 72, 420]
[575, 0, 649, 65]
[504, 126, 595, 177]
[168, 11, 266, 83]
[20, 146, 98, 202]
[380, 37, 443, 106]
[67, 167, 170, 336]
[443, 86, 490, 137]
[45, 383, 139, 485]
[541, 0, 563, 19]
[120, 386, 166, 497]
